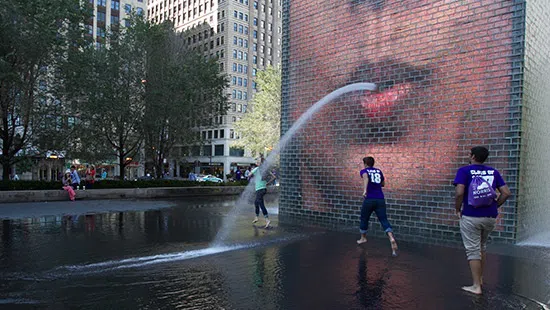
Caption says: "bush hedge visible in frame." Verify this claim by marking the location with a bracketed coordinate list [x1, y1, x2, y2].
[0, 179, 250, 191]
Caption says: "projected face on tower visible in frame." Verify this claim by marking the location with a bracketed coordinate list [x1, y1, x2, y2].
[284, 0, 514, 213]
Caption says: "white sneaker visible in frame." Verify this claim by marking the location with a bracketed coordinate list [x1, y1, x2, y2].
[264, 219, 271, 228]
[252, 217, 259, 224]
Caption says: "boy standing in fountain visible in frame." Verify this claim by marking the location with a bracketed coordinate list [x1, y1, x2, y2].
[250, 159, 275, 228]
[453, 146, 511, 295]
[357, 157, 398, 256]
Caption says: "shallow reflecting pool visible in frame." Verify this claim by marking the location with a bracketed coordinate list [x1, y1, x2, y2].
[0, 197, 548, 309]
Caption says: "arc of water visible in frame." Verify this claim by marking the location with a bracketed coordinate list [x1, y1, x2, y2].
[212, 82, 378, 245]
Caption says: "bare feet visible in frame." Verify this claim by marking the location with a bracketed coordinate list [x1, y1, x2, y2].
[264, 219, 271, 228]
[461, 285, 482, 295]
[356, 238, 367, 245]
[389, 235, 398, 256]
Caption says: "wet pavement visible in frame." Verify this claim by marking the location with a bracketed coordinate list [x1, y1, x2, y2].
[0, 197, 548, 309]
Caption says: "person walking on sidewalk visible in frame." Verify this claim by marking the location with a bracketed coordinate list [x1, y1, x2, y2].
[453, 146, 511, 295]
[357, 156, 398, 256]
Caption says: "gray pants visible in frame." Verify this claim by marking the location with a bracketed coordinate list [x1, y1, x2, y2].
[460, 216, 496, 260]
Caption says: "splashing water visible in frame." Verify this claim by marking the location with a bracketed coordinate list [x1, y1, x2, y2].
[212, 83, 378, 246]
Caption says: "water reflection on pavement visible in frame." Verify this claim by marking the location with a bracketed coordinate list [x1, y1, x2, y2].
[0, 198, 548, 309]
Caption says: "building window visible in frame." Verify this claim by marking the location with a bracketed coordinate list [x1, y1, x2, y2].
[238, 51, 242, 59]
[111, 0, 120, 10]
[233, 36, 237, 45]
[214, 130, 219, 139]
[244, 65, 248, 73]
[97, 27, 106, 38]
[219, 62, 224, 70]
[253, 55, 257, 64]
[208, 131, 213, 139]
[232, 90, 237, 98]
[137, 7, 144, 16]
[215, 144, 224, 156]
[203, 145, 212, 156]
[253, 18, 258, 26]
[97, 0, 106, 7]
[243, 78, 248, 87]
[244, 26, 248, 35]
[238, 64, 243, 72]
[253, 43, 257, 51]
[232, 63, 237, 72]
[253, 1, 257, 9]
[252, 68, 257, 76]
[238, 38, 243, 46]
[230, 129, 235, 139]
[124, 4, 131, 13]
[220, 129, 225, 138]
[238, 104, 242, 112]
[243, 92, 248, 100]
[253, 30, 257, 39]
[239, 12, 243, 19]
[233, 49, 237, 58]
[244, 14, 248, 21]
[244, 39, 248, 48]
[97, 11, 106, 22]
[232, 103, 237, 111]
[233, 23, 238, 31]
[234, 10, 238, 18]
[243, 52, 248, 60]
[238, 25, 243, 33]
[238, 77, 242, 86]
[232, 76, 237, 85]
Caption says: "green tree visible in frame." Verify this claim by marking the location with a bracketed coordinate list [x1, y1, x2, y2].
[68, 17, 147, 180]
[234, 66, 281, 158]
[0, 0, 90, 180]
[144, 23, 229, 178]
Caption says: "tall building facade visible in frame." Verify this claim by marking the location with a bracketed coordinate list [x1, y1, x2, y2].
[87, 0, 147, 47]
[147, 0, 282, 179]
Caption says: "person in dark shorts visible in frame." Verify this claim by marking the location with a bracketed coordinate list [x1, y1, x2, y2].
[357, 156, 398, 256]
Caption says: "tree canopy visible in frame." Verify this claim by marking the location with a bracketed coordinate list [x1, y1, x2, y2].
[233, 66, 281, 158]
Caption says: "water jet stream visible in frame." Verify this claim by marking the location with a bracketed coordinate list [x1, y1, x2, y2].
[212, 83, 377, 246]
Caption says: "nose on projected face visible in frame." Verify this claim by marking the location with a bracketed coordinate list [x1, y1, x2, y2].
[360, 83, 411, 117]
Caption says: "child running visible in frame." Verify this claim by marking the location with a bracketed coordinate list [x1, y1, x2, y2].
[357, 156, 398, 256]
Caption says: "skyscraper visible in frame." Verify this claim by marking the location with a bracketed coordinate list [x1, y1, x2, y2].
[87, 0, 147, 48]
[147, 0, 282, 180]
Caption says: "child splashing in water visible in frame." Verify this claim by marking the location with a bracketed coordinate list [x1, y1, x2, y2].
[357, 156, 398, 256]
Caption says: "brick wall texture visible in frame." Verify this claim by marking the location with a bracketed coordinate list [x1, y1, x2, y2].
[279, 0, 532, 243]
[517, 0, 550, 241]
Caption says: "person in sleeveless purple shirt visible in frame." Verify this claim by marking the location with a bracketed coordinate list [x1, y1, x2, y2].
[453, 146, 511, 295]
[357, 156, 398, 256]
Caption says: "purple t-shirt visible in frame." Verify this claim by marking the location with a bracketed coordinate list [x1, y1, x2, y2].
[360, 167, 385, 199]
[453, 164, 506, 218]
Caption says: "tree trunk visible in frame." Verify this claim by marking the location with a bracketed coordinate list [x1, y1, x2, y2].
[119, 155, 126, 180]
[2, 162, 10, 181]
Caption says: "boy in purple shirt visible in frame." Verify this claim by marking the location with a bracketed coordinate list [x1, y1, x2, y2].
[357, 156, 398, 256]
[453, 146, 511, 295]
